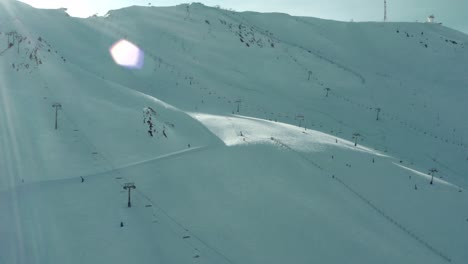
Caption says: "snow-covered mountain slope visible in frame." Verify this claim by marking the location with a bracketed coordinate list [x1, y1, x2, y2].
[1, 1, 467, 263]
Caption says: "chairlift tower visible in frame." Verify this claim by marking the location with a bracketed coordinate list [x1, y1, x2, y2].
[52, 103, 62, 130]
[235, 99, 242, 113]
[296, 114, 305, 127]
[428, 168, 438, 185]
[123, 183, 136, 208]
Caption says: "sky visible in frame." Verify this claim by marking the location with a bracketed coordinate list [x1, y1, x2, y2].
[16, 0, 468, 34]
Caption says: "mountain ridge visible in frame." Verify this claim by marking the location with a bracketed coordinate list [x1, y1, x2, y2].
[1, 1, 467, 263]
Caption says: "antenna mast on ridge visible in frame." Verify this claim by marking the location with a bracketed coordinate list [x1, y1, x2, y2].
[384, 0, 387, 21]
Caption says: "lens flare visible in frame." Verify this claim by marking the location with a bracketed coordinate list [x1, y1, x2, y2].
[109, 39, 144, 69]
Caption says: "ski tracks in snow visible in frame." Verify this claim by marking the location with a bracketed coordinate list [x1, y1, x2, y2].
[271, 138, 453, 263]
[107, 146, 235, 264]
[219, 10, 366, 85]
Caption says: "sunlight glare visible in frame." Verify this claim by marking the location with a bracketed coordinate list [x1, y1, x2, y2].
[109, 39, 144, 69]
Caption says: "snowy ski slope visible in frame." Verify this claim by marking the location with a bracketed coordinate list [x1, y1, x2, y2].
[1, 1, 467, 263]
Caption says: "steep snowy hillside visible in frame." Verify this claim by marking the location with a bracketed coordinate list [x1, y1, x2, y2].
[1, 1, 467, 264]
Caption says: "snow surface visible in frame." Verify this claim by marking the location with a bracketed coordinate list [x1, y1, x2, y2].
[1, 1, 467, 263]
